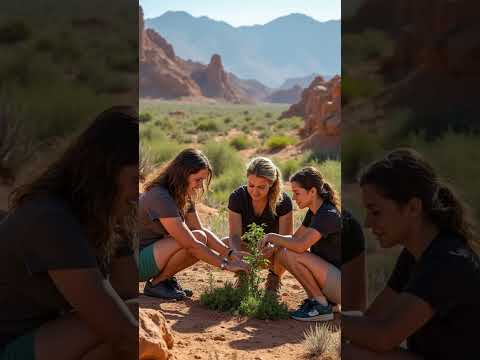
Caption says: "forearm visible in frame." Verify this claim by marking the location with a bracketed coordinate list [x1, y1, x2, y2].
[342, 315, 393, 352]
[229, 234, 242, 252]
[268, 234, 305, 252]
[202, 227, 229, 256]
[186, 241, 223, 267]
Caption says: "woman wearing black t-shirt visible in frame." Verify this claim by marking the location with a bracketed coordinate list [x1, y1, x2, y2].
[258, 166, 341, 322]
[227, 157, 293, 294]
[0, 107, 138, 359]
[343, 149, 480, 360]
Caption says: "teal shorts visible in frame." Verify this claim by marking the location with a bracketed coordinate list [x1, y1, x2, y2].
[1, 331, 35, 360]
[138, 242, 160, 282]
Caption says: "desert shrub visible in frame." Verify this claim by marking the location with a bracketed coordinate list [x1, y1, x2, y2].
[277, 158, 303, 181]
[200, 224, 289, 320]
[202, 141, 243, 176]
[342, 72, 383, 105]
[139, 112, 152, 123]
[266, 135, 297, 151]
[196, 118, 221, 132]
[303, 322, 340, 359]
[229, 135, 254, 150]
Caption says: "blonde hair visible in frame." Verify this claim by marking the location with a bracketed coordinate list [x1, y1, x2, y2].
[246, 157, 282, 215]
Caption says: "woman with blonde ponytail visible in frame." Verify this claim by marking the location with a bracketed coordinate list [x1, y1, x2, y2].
[343, 148, 480, 360]
[227, 157, 293, 294]
[258, 166, 342, 322]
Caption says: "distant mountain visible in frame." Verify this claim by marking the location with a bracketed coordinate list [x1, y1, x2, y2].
[279, 73, 321, 90]
[145, 12, 340, 87]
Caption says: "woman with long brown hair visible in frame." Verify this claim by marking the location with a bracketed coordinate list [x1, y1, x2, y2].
[258, 166, 342, 321]
[0, 107, 139, 359]
[138, 148, 248, 300]
[342, 148, 480, 359]
[227, 157, 293, 294]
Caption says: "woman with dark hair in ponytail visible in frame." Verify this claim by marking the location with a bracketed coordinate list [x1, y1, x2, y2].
[258, 166, 341, 321]
[343, 148, 480, 360]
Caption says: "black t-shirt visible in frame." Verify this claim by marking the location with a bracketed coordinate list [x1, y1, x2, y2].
[302, 201, 341, 268]
[342, 209, 366, 264]
[0, 197, 98, 347]
[228, 185, 293, 235]
[388, 231, 480, 360]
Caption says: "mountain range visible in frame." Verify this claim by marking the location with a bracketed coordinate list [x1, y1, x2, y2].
[145, 11, 340, 87]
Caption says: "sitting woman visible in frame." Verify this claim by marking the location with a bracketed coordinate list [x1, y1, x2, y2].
[342, 149, 480, 360]
[227, 157, 293, 294]
[258, 166, 341, 322]
[0, 107, 138, 360]
[138, 148, 249, 300]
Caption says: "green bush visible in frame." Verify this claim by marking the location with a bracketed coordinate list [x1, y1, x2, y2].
[202, 141, 243, 176]
[229, 135, 253, 150]
[139, 112, 152, 123]
[200, 224, 289, 320]
[342, 132, 384, 181]
[196, 118, 221, 132]
[266, 135, 297, 151]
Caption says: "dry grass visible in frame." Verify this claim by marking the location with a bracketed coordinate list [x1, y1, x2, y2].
[302, 322, 340, 359]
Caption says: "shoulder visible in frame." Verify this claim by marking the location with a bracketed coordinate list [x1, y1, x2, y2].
[229, 185, 248, 203]
[316, 202, 340, 220]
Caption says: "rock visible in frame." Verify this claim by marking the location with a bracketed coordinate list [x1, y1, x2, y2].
[139, 309, 175, 360]
[280, 75, 341, 152]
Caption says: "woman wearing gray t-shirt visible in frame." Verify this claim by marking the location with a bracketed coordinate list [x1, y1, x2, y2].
[138, 148, 249, 300]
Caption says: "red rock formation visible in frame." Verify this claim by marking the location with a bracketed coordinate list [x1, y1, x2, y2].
[139, 6, 251, 102]
[140, 7, 202, 99]
[191, 54, 243, 103]
[265, 85, 303, 104]
[282, 76, 340, 134]
[139, 309, 175, 360]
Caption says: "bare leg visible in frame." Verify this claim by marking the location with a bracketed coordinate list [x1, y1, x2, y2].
[36, 313, 112, 360]
[342, 343, 422, 360]
[150, 231, 206, 285]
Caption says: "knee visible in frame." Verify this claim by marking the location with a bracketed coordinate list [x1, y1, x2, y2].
[277, 248, 298, 268]
[191, 230, 207, 245]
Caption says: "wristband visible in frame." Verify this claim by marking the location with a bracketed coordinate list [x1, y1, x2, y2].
[227, 249, 234, 258]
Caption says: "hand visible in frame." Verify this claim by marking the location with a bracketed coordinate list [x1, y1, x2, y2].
[258, 233, 274, 251]
[229, 250, 249, 262]
[261, 243, 276, 259]
[225, 258, 250, 273]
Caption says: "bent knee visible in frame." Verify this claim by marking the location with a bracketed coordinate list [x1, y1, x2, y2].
[277, 248, 300, 266]
[191, 230, 207, 245]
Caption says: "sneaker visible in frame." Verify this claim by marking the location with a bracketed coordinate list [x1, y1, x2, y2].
[265, 271, 282, 296]
[168, 277, 193, 297]
[143, 280, 186, 300]
[290, 299, 333, 322]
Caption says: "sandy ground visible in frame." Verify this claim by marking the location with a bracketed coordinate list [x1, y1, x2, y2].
[139, 262, 340, 360]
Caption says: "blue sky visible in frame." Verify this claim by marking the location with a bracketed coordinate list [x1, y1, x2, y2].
[140, 0, 341, 27]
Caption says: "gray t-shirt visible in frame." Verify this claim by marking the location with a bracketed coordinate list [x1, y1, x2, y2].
[138, 186, 194, 250]
[0, 196, 98, 347]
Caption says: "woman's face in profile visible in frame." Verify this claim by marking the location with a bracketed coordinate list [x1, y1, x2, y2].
[187, 168, 210, 196]
[291, 181, 312, 209]
[116, 165, 139, 215]
[361, 184, 410, 248]
[247, 175, 271, 202]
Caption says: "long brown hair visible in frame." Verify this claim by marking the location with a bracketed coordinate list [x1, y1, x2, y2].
[246, 157, 282, 215]
[9, 106, 139, 259]
[143, 148, 212, 216]
[359, 148, 479, 255]
[290, 166, 340, 212]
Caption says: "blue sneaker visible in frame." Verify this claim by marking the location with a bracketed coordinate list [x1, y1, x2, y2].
[290, 299, 333, 322]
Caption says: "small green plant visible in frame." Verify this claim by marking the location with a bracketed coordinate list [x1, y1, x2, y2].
[200, 224, 289, 320]
[266, 135, 297, 151]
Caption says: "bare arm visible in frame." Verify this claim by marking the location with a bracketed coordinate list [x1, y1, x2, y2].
[186, 209, 230, 256]
[342, 292, 434, 352]
[49, 268, 138, 360]
[260, 225, 320, 253]
[341, 252, 367, 312]
[278, 211, 294, 235]
[228, 210, 243, 252]
[365, 286, 398, 320]
[161, 217, 224, 268]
